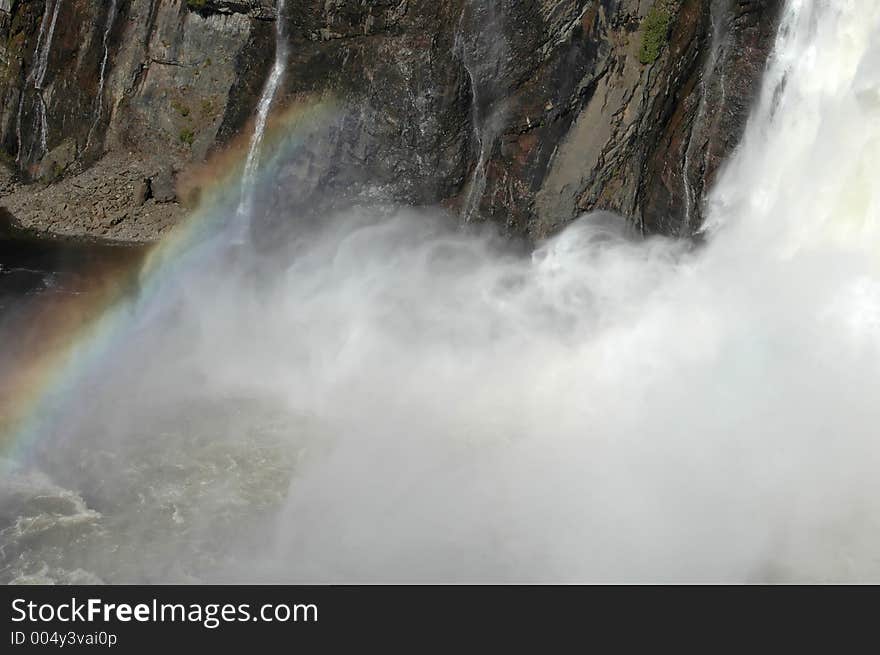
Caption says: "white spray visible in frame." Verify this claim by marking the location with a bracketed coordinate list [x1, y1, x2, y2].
[704, 0, 880, 248]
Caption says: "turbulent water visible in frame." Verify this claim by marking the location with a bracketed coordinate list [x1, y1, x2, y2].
[3, 0, 880, 583]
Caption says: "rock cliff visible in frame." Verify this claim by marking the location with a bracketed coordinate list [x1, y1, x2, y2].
[0, 0, 783, 242]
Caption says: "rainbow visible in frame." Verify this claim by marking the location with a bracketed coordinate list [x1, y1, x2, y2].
[0, 94, 340, 468]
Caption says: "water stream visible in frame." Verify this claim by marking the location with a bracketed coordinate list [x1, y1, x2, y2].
[15, 0, 61, 167]
[235, 0, 289, 234]
[85, 0, 119, 153]
[682, 0, 729, 233]
[454, 2, 502, 223]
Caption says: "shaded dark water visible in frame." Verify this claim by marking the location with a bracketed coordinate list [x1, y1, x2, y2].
[0, 232, 148, 310]
[0, 226, 149, 440]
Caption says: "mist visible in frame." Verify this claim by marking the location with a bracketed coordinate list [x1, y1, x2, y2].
[2, 0, 880, 583]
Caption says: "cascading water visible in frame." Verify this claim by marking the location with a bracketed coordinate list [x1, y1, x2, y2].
[85, 0, 119, 153]
[34, 0, 62, 160]
[3, 0, 880, 583]
[454, 2, 503, 222]
[705, 0, 880, 247]
[235, 0, 288, 232]
[15, 0, 62, 167]
[682, 0, 729, 233]
[455, 13, 486, 223]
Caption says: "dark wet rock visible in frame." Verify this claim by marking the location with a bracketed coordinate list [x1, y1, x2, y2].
[0, 159, 13, 192]
[185, 1, 277, 21]
[640, 0, 784, 235]
[0, 0, 784, 241]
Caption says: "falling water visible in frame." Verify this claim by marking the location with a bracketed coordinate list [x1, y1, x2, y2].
[682, 0, 728, 233]
[455, 2, 501, 223]
[31, 0, 62, 163]
[3, 0, 880, 583]
[14, 17, 44, 164]
[236, 0, 288, 228]
[456, 30, 487, 221]
[85, 0, 119, 153]
[15, 0, 61, 166]
[704, 0, 880, 247]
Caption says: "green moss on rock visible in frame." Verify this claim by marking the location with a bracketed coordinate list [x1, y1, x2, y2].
[639, 2, 673, 65]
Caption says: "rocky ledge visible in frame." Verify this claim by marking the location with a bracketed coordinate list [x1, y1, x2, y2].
[1, 153, 183, 243]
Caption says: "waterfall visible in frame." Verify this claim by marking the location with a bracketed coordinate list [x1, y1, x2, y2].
[15, 0, 62, 166]
[31, 0, 62, 163]
[704, 0, 880, 248]
[456, 21, 487, 223]
[681, 0, 728, 234]
[33, 0, 61, 92]
[458, 74, 489, 222]
[236, 0, 288, 231]
[454, 2, 501, 223]
[85, 0, 119, 153]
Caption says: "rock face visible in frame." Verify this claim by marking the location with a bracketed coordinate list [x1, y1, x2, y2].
[639, 0, 785, 235]
[0, 0, 783, 242]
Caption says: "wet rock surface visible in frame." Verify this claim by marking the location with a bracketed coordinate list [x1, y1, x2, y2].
[0, 0, 783, 242]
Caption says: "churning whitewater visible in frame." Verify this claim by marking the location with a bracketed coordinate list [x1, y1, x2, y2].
[2, 0, 880, 583]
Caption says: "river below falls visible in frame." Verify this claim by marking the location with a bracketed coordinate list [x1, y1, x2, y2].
[0, 234, 310, 584]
